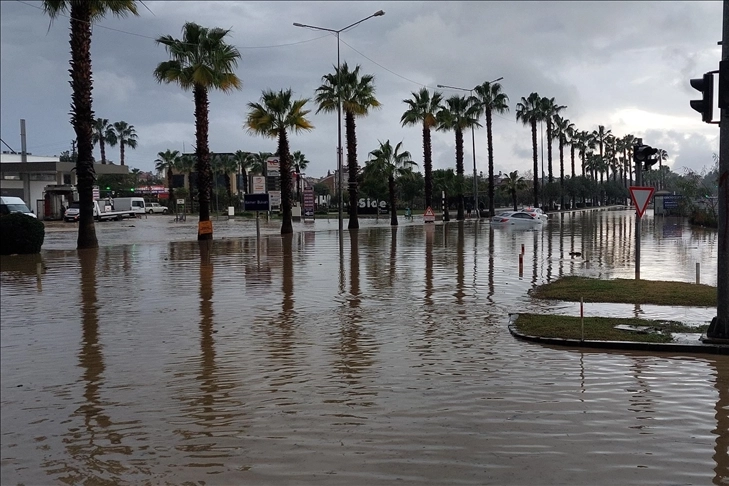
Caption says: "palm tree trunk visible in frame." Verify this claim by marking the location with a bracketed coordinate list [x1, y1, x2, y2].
[120, 142, 125, 166]
[531, 120, 538, 207]
[100, 139, 106, 165]
[167, 171, 174, 205]
[559, 137, 565, 209]
[389, 175, 397, 226]
[194, 84, 212, 239]
[345, 111, 359, 230]
[547, 121, 554, 183]
[70, 2, 98, 250]
[423, 124, 433, 209]
[486, 110, 495, 217]
[570, 145, 575, 178]
[278, 128, 293, 234]
[511, 189, 517, 211]
[455, 128, 465, 221]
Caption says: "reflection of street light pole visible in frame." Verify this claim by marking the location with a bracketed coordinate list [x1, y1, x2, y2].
[294, 10, 385, 234]
[437, 76, 502, 218]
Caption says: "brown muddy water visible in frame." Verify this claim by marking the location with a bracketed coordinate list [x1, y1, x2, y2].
[1, 209, 727, 485]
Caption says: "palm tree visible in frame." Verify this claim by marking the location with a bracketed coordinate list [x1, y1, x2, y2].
[366, 140, 417, 226]
[291, 150, 309, 204]
[315, 62, 381, 230]
[246, 89, 314, 234]
[246, 152, 271, 176]
[401, 87, 443, 210]
[436, 95, 481, 221]
[592, 125, 612, 180]
[154, 22, 242, 240]
[540, 97, 566, 187]
[92, 117, 117, 165]
[211, 153, 238, 206]
[656, 149, 669, 190]
[42, 0, 139, 249]
[621, 134, 636, 187]
[233, 150, 253, 195]
[111, 121, 137, 166]
[500, 170, 528, 211]
[155, 149, 181, 204]
[472, 80, 509, 217]
[553, 114, 574, 209]
[515, 92, 541, 207]
[574, 130, 594, 178]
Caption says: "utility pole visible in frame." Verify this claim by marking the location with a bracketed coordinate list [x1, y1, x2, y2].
[707, 0, 728, 340]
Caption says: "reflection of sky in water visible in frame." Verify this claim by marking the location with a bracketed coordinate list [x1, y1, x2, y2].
[0, 209, 725, 485]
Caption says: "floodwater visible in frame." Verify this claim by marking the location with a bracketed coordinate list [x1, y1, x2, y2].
[1, 209, 727, 485]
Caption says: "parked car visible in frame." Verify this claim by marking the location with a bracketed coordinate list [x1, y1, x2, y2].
[491, 211, 544, 226]
[518, 207, 548, 222]
[0, 196, 36, 218]
[146, 202, 168, 214]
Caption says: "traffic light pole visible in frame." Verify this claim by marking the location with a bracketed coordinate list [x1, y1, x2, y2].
[634, 149, 642, 280]
[708, 0, 729, 340]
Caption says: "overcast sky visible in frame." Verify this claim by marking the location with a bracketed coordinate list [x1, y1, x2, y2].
[0, 1, 722, 180]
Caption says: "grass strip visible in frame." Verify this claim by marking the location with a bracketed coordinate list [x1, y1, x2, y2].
[531, 276, 716, 307]
[513, 313, 709, 343]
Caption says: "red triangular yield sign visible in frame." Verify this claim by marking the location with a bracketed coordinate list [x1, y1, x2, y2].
[424, 207, 435, 217]
[423, 206, 436, 222]
[629, 186, 655, 218]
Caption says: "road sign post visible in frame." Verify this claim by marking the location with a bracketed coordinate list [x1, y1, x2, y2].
[629, 185, 655, 280]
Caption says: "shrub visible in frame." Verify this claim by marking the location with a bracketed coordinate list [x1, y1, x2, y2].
[0, 213, 45, 255]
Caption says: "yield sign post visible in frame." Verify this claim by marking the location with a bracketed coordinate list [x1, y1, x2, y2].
[629, 186, 655, 218]
[629, 185, 655, 280]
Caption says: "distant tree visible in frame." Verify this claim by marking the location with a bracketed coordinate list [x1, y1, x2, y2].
[515, 92, 542, 207]
[112, 121, 138, 166]
[365, 140, 417, 226]
[500, 170, 528, 211]
[156, 149, 181, 203]
[92, 117, 117, 164]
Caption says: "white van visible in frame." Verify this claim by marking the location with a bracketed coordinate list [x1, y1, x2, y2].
[0, 196, 37, 218]
[112, 197, 146, 215]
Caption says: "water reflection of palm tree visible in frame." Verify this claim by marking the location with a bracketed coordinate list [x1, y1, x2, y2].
[487, 225, 495, 303]
[454, 223, 465, 314]
[388, 229, 397, 287]
[531, 230, 539, 287]
[546, 218, 554, 282]
[198, 239, 219, 419]
[711, 359, 729, 484]
[424, 224, 434, 308]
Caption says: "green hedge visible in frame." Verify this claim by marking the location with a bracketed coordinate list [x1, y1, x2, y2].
[0, 213, 45, 255]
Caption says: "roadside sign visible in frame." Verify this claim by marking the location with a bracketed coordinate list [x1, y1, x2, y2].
[176, 198, 185, 205]
[252, 176, 266, 194]
[629, 186, 655, 218]
[198, 220, 213, 236]
[423, 206, 436, 223]
[303, 187, 315, 217]
[663, 194, 682, 209]
[244, 193, 270, 211]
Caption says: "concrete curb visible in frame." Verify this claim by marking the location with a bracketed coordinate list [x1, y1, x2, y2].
[507, 315, 729, 356]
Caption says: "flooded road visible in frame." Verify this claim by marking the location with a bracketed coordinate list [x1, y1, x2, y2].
[2, 209, 726, 485]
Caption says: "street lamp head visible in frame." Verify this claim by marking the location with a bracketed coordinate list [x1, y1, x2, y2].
[491, 76, 504, 83]
[374, 10, 385, 16]
[293, 22, 305, 27]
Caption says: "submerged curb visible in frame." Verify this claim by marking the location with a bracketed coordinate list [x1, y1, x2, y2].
[507, 315, 729, 356]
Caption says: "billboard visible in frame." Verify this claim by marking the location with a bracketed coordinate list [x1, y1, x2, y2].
[252, 176, 266, 194]
[269, 190, 281, 209]
[266, 157, 280, 176]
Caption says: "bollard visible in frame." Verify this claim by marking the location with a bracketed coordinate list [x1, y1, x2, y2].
[518, 253, 523, 277]
[696, 262, 700, 284]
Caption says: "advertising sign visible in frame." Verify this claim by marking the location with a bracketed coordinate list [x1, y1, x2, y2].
[269, 190, 281, 209]
[303, 187, 315, 217]
[266, 157, 280, 176]
[662, 195, 682, 209]
[252, 176, 266, 194]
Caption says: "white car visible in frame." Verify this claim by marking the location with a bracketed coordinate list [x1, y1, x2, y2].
[491, 211, 544, 226]
[146, 203, 168, 214]
[518, 207, 548, 222]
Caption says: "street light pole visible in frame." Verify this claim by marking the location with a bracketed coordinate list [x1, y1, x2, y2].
[294, 10, 385, 235]
[437, 76, 502, 218]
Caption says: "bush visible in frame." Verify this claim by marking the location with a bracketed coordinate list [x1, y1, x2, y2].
[0, 213, 45, 255]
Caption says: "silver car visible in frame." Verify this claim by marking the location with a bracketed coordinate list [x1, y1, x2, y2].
[146, 202, 168, 214]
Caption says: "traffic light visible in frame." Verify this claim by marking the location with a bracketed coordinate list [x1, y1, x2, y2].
[634, 144, 658, 171]
[690, 72, 714, 123]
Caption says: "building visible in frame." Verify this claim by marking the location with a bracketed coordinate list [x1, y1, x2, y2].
[0, 151, 129, 217]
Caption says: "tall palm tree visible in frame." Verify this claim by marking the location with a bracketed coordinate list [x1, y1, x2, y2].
[315, 62, 381, 230]
[472, 80, 509, 217]
[540, 97, 566, 187]
[246, 89, 314, 234]
[574, 130, 594, 178]
[401, 87, 443, 210]
[111, 121, 137, 166]
[436, 95, 481, 221]
[42, 0, 139, 249]
[154, 22, 242, 240]
[591, 125, 612, 180]
[365, 140, 417, 226]
[553, 114, 574, 209]
[291, 150, 309, 203]
[92, 117, 117, 165]
[500, 170, 528, 211]
[155, 149, 181, 204]
[515, 92, 541, 207]
[622, 134, 636, 187]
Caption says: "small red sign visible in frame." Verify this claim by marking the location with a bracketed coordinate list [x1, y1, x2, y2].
[629, 186, 655, 218]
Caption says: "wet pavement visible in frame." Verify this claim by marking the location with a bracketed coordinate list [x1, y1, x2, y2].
[1, 209, 727, 485]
